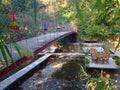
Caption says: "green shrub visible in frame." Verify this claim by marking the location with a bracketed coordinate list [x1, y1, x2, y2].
[113, 56, 120, 66]
[52, 60, 90, 81]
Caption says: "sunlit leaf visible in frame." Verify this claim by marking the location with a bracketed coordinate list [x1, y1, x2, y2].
[12, 43, 22, 57]
[0, 40, 8, 66]
[115, 37, 120, 52]
[118, 0, 120, 5]
[2, 40, 15, 65]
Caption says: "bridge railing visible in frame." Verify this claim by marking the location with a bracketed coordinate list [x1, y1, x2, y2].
[0, 1, 77, 41]
[0, 0, 78, 68]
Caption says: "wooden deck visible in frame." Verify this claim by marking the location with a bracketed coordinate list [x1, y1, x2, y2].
[38, 52, 86, 56]
[0, 54, 52, 90]
[82, 42, 103, 47]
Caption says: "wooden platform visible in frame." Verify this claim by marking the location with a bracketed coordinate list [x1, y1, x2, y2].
[82, 42, 103, 47]
[0, 54, 52, 90]
[38, 52, 87, 56]
[86, 56, 117, 69]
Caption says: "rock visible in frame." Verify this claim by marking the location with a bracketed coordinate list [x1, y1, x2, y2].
[20, 58, 69, 90]
[105, 74, 110, 80]
[36, 70, 42, 77]
[58, 86, 61, 89]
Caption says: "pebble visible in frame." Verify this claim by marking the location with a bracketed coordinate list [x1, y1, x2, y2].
[19, 58, 87, 90]
[20, 59, 68, 90]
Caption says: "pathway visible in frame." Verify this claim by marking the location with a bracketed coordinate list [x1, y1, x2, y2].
[0, 31, 76, 62]
[20, 57, 69, 90]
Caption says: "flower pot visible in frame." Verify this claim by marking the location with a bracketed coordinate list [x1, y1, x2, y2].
[9, 26, 20, 30]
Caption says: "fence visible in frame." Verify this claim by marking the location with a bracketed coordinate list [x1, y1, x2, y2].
[0, 0, 71, 42]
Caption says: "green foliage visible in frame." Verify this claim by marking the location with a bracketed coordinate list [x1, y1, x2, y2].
[52, 60, 90, 81]
[57, 38, 68, 45]
[0, 2, 24, 67]
[86, 78, 115, 90]
[55, 0, 120, 40]
[85, 57, 90, 67]
[113, 56, 120, 65]
[19, 46, 33, 57]
[12, 43, 22, 57]
[0, 33, 32, 67]
[0, 0, 3, 11]
[10, 0, 33, 12]
[34, 0, 37, 26]
[115, 37, 120, 51]
[114, 33, 120, 52]
[0, 34, 14, 66]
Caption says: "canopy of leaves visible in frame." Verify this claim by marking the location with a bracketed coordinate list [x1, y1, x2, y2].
[55, 0, 120, 40]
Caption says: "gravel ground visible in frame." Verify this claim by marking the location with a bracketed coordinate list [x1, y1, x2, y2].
[20, 58, 70, 90]
[18, 54, 120, 90]
[116, 68, 120, 89]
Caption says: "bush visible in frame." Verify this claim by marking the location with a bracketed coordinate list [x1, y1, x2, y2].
[52, 60, 90, 81]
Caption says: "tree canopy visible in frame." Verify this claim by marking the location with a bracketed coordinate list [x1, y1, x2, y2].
[54, 0, 120, 40]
